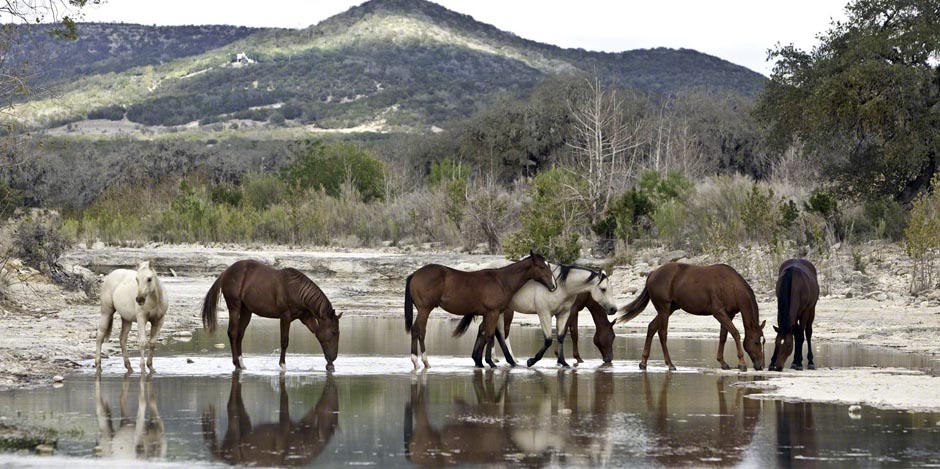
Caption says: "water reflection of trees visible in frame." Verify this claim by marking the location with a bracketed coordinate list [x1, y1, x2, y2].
[201, 373, 339, 466]
[94, 372, 166, 459]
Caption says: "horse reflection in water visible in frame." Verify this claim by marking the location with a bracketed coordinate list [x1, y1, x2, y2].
[94, 373, 166, 459]
[201, 374, 338, 466]
[775, 401, 817, 464]
[642, 374, 761, 465]
[404, 371, 616, 467]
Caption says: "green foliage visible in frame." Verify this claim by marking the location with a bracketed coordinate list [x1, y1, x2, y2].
[428, 158, 469, 186]
[804, 190, 838, 219]
[637, 170, 692, 204]
[13, 213, 74, 273]
[283, 140, 386, 202]
[209, 183, 242, 207]
[756, 0, 940, 201]
[444, 179, 466, 230]
[241, 173, 285, 210]
[503, 169, 585, 263]
[904, 175, 940, 293]
[594, 170, 690, 244]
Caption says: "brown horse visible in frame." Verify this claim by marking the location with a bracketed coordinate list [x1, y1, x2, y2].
[769, 259, 819, 371]
[202, 259, 342, 372]
[617, 262, 766, 371]
[202, 373, 338, 466]
[404, 251, 556, 369]
[566, 292, 616, 364]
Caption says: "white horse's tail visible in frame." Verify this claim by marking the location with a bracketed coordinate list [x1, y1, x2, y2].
[101, 312, 115, 342]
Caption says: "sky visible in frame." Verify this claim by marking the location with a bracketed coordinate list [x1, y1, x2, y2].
[78, 0, 850, 75]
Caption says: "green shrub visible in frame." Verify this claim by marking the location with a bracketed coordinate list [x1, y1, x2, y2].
[904, 175, 940, 293]
[241, 173, 285, 210]
[283, 140, 387, 202]
[428, 158, 469, 186]
[503, 169, 586, 263]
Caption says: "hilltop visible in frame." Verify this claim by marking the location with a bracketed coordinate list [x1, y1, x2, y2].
[9, 0, 766, 134]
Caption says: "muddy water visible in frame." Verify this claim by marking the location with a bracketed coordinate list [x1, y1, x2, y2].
[0, 318, 938, 467]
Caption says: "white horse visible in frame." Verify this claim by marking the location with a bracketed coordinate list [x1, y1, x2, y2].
[456, 263, 618, 368]
[95, 261, 168, 373]
[95, 373, 167, 460]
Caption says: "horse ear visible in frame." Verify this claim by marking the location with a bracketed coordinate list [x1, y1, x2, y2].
[529, 249, 535, 258]
[773, 325, 779, 333]
[760, 320, 766, 330]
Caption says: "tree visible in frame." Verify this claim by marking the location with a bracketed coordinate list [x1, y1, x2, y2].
[283, 140, 387, 202]
[756, 0, 940, 203]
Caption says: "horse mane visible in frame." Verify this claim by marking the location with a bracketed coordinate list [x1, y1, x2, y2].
[719, 264, 760, 329]
[284, 269, 335, 318]
[558, 264, 603, 283]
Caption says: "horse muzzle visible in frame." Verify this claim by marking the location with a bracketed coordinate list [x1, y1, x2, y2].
[607, 306, 617, 315]
[135, 296, 145, 305]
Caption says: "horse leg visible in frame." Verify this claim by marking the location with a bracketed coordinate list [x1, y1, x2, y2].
[556, 310, 571, 368]
[137, 313, 148, 373]
[227, 302, 242, 370]
[713, 311, 746, 371]
[806, 319, 815, 370]
[717, 326, 731, 370]
[146, 316, 163, 373]
[639, 315, 661, 370]
[526, 312, 555, 368]
[472, 312, 498, 368]
[411, 307, 431, 370]
[418, 320, 430, 369]
[279, 317, 291, 372]
[653, 307, 676, 371]
[494, 310, 516, 367]
[235, 311, 252, 370]
[791, 324, 805, 370]
[95, 304, 115, 370]
[116, 318, 133, 372]
[568, 309, 583, 364]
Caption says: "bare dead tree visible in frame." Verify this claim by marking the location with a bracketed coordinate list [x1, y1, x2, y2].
[566, 76, 642, 223]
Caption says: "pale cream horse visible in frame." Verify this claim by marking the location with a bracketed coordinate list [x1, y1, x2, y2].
[95, 261, 168, 373]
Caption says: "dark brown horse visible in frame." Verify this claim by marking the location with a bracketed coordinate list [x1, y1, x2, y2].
[617, 262, 766, 371]
[769, 259, 819, 371]
[202, 259, 342, 372]
[202, 373, 339, 466]
[404, 251, 556, 369]
[566, 292, 616, 364]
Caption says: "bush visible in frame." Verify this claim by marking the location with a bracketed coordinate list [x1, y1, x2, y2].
[283, 140, 387, 202]
[904, 175, 940, 294]
[503, 169, 586, 263]
[13, 213, 74, 274]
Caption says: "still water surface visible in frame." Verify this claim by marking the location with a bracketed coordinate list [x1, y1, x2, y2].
[0, 317, 939, 467]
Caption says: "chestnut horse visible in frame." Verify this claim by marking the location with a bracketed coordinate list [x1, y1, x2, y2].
[617, 263, 766, 371]
[769, 259, 819, 371]
[202, 259, 342, 372]
[404, 251, 556, 369]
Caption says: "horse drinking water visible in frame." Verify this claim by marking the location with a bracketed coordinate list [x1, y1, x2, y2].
[95, 261, 168, 373]
[404, 251, 556, 369]
[769, 259, 819, 371]
[617, 262, 766, 371]
[202, 259, 342, 372]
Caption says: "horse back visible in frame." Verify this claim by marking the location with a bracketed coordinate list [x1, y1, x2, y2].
[410, 263, 507, 314]
[651, 263, 755, 315]
[220, 260, 290, 316]
[779, 260, 820, 314]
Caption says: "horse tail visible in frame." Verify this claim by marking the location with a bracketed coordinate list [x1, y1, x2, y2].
[202, 275, 223, 334]
[777, 268, 794, 334]
[453, 315, 476, 337]
[616, 285, 650, 324]
[101, 312, 114, 342]
[404, 273, 414, 333]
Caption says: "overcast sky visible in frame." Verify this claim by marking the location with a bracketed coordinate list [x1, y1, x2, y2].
[79, 0, 850, 75]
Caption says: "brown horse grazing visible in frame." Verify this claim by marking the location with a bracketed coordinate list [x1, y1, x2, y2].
[566, 292, 616, 365]
[202, 373, 338, 466]
[617, 262, 766, 371]
[404, 251, 556, 369]
[202, 259, 342, 372]
[769, 259, 819, 371]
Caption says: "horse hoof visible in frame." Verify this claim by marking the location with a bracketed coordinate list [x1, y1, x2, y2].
[558, 362, 570, 369]
[720, 363, 731, 370]
[575, 358, 584, 364]
[526, 358, 537, 368]
[737, 364, 747, 372]
[638, 363, 647, 370]
[807, 363, 816, 370]
[326, 363, 335, 372]
[791, 364, 803, 371]
[668, 365, 677, 371]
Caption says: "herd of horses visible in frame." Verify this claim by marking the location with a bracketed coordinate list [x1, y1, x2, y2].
[94, 251, 819, 374]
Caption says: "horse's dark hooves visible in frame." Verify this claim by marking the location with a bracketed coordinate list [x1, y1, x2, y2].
[807, 363, 816, 370]
[487, 362, 497, 369]
[737, 364, 747, 372]
[638, 362, 647, 370]
[558, 361, 570, 369]
[720, 363, 731, 370]
[326, 363, 335, 372]
[526, 358, 537, 368]
[791, 364, 803, 371]
[668, 365, 677, 371]
[575, 358, 584, 364]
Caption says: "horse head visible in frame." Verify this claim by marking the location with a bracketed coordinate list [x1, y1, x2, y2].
[135, 261, 157, 306]
[308, 310, 342, 372]
[528, 250, 557, 292]
[560, 267, 617, 315]
[744, 320, 767, 371]
[768, 324, 792, 372]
